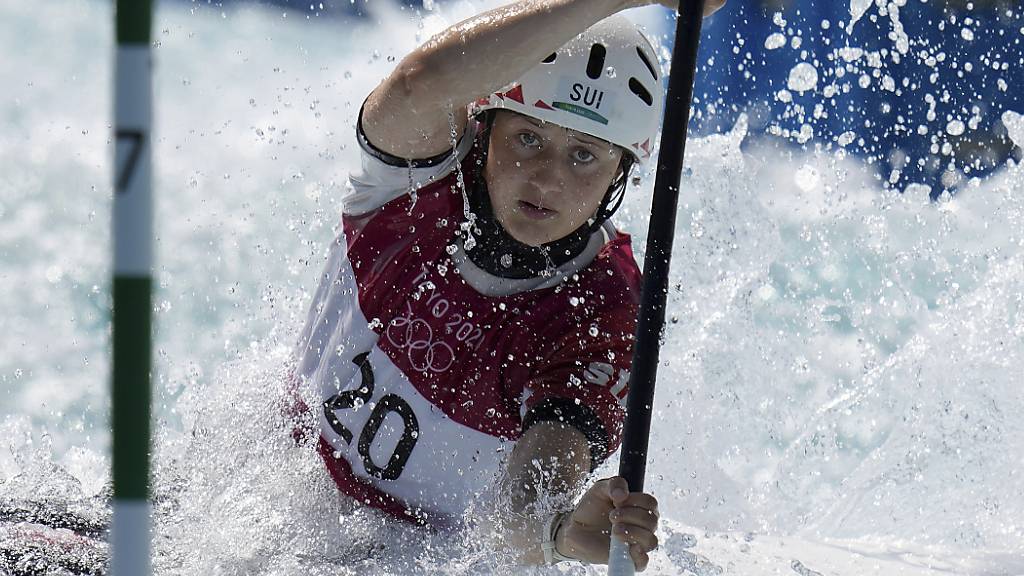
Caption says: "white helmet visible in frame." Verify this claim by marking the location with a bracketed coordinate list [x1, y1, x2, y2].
[472, 16, 664, 163]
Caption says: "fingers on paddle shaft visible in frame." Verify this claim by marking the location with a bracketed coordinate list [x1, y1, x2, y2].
[630, 542, 650, 571]
[609, 506, 659, 532]
[605, 478, 659, 510]
[606, 476, 629, 502]
[613, 492, 658, 513]
[612, 522, 658, 550]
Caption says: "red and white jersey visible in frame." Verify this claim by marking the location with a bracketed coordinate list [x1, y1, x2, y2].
[291, 117, 641, 526]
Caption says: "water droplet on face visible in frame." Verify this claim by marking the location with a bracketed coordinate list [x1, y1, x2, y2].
[569, 296, 581, 307]
[500, 254, 512, 268]
[589, 325, 599, 337]
[605, 66, 616, 78]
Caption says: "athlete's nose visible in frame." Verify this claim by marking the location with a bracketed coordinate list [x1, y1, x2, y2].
[527, 155, 569, 197]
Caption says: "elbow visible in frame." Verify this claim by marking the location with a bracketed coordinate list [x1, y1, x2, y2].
[396, 48, 474, 114]
[394, 56, 425, 98]
[390, 54, 442, 112]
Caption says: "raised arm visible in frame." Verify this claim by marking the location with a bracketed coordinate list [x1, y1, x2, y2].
[361, 0, 639, 161]
[362, 0, 726, 161]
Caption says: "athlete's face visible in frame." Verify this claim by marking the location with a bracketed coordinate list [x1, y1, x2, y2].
[483, 111, 624, 247]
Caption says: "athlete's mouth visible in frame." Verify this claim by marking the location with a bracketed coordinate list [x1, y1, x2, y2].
[517, 199, 557, 219]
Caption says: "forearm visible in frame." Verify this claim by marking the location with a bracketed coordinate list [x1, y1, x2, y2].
[490, 421, 591, 564]
[410, 0, 642, 113]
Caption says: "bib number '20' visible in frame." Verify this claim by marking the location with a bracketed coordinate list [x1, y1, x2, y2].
[322, 352, 420, 480]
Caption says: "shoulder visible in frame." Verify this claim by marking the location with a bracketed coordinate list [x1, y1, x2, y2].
[524, 228, 640, 342]
[342, 106, 482, 216]
[579, 228, 642, 308]
[596, 230, 641, 290]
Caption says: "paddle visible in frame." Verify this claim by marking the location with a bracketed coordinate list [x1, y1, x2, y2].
[608, 1, 708, 574]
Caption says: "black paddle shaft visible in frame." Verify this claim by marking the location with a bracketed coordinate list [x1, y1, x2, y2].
[618, 0, 707, 493]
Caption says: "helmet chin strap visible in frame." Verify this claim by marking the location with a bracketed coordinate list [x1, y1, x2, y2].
[459, 112, 629, 280]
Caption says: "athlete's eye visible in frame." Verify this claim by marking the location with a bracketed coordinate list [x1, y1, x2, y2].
[517, 132, 541, 148]
[572, 149, 596, 164]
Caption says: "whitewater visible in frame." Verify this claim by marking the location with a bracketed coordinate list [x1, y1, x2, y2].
[1, 0, 1022, 574]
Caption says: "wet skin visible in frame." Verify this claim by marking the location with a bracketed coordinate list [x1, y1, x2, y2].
[483, 111, 624, 246]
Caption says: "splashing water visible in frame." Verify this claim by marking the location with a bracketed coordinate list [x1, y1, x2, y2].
[848, 0, 873, 30]
[787, 62, 819, 93]
[1004, 111, 1024, 150]
[1, 0, 1022, 574]
[764, 32, 786, 50]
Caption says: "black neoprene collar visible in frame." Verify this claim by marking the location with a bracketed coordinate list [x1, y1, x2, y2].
[461, 167, 594, 280]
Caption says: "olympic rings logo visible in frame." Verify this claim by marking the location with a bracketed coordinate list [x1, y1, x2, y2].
[386, 310, 456, 374]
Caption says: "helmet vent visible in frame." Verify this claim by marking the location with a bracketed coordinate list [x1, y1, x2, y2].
[628, 78, 653, 106]
[635, 47, 658, 81]
[542, 52, 557, 63]
[586, 44, 607, 80]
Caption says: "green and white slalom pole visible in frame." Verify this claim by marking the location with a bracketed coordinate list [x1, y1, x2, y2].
[112, 0, 154, 574]
[608, 0, 707, 574]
